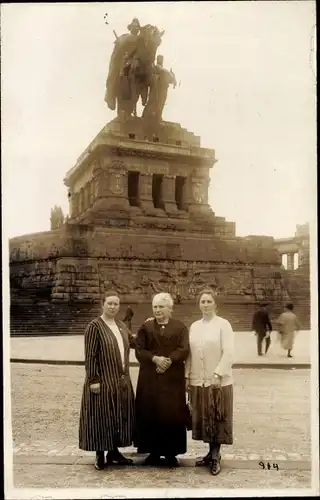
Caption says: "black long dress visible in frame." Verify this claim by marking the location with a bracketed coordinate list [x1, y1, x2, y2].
[79, 317, 135, 451]
[134, 318, 190, 456]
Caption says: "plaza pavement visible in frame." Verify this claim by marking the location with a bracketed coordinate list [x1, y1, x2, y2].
[10, 363, 313, 490]
[10, 330, 311, 368]
[9, 331, 314, 490]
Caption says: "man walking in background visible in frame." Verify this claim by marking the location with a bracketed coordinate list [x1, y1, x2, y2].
[252, 302, 273, 356]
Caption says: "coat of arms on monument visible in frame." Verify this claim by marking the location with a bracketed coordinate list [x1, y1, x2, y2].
[109, 174, 124, 195]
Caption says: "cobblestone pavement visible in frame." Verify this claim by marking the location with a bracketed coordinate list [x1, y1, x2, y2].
[10, 330, 311, 365]
[12, 463, 312, 490]
[10, 364, 311, 461]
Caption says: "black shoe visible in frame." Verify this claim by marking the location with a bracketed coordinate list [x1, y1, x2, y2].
[106, 451, 133, 465]
[94, 453, 105, 470]
[287, 354, 293, 358]
[164, 456, 179, 467]
[196, 451, 212, 466]
[210, 457, 221, 475]
[144, 454, 162, 466]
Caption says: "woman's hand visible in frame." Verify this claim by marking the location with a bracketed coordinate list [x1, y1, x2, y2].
[153, 356, 172, 372]
[156, 358, 172, 373]
[89, 383, 101, 394]
[211, 374, 221, 387]
[152, 356, 172, 371]
[185, 378, 190, 392]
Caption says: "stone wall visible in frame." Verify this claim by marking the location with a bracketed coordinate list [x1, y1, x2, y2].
[10, 227, 291, 333]
[10, 223, 281, 266]
[48, 257, 288, 305]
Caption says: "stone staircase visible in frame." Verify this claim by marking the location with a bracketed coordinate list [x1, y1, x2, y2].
[10, 299, 303, 336]
[10, 264, 310, 336]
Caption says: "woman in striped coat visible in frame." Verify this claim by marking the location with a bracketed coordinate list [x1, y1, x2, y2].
[79, 290, 135, 470]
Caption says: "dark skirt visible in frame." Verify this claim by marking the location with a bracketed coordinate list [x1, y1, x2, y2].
[189, 384, 233, 445]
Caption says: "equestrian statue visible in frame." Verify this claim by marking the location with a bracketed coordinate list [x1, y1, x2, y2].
[105, 18, 176, 121]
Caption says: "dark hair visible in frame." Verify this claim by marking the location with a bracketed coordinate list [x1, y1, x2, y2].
[285, 303, 294, 311]
[197, 287, 217, 303]
[104, 290, 120, 300]
[259, 302, 269, 307]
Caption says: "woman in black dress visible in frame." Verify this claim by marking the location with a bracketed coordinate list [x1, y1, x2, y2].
[134, 292, 190, 466]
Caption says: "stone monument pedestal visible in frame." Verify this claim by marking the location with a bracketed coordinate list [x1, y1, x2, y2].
[10, 119, 292, 334]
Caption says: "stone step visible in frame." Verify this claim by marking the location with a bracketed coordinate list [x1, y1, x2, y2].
[10, 297, 310, 336]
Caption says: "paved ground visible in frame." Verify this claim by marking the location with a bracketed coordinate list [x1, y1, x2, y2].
[11, 364, 310, 459]
[10, 330, 311, 366]
[12, 463, 312, 490]
[9, 363, 315, 491]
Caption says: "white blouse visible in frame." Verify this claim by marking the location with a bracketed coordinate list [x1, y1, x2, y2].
[185, 316, 234, 387]
[101, 317, 125, 369]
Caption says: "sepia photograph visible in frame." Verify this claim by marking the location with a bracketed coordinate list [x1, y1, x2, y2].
[2, 1, 318, 498]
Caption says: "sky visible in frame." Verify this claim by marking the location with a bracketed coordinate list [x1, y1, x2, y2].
[1, 1, 317, 240]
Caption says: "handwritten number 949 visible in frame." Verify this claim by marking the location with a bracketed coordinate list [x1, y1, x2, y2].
[259, 461, 279, 470]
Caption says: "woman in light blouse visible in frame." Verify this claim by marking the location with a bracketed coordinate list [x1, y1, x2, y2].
[185, 288, 234, 476]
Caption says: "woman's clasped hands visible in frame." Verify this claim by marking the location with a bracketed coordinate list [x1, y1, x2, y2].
[153, 355, 172, 374]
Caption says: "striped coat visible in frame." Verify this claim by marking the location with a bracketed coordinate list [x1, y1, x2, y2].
[79, 317, 135, 451]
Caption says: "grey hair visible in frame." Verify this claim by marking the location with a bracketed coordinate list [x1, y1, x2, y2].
[152, 292, 174, 309]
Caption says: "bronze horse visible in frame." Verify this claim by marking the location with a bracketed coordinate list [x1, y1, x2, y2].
[106, 25, 164, 118]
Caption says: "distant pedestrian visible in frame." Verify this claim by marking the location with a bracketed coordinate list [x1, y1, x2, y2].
[123, 305, 134, 330]
[276, 303, 300, 358]
[79, 290, 135, 470]
[252, 303, 273, 356]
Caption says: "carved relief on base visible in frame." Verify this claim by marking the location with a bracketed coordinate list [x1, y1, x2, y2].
[97, 261, 221, 302]
[252, 272, 290, 302]
[216, 270, 254, 297]
[36, 258, 291, 305]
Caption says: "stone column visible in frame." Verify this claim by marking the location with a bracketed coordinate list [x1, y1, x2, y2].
[163, 175, 178, 214]
[88, 179, 94, 206]
[139, 172, 155, 213]
[83, 183, 90, 211]
[68, 189, 74, 217]
[73, 192, 80, 216]
[92, 167, 102, 200]
[79, 188, 84, 214]
[180, 177, 188, 211]
[287, 253, 295, 271]
[203, 178, 210, 204]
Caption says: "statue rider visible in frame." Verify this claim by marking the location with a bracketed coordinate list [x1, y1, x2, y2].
[105, 18, 141, 110]
[127, 18, 140, 36]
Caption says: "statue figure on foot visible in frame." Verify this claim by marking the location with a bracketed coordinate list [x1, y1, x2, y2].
[142, 54, 177, 122]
